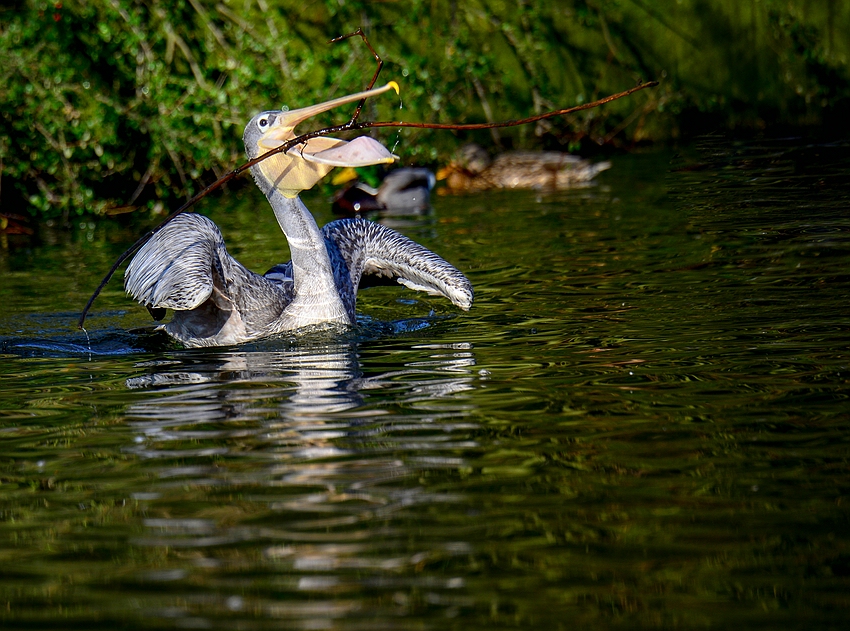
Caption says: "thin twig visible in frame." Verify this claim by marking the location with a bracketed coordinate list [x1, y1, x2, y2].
[127, 159, 157, 206]
[156, 7, 210, 91]
[187, 0, 233, 59]
[602, 98, 654, 145]
[163, 143, 190, 201]
[470, 74, 502, 146]
[256, 0, 291, 78]
[329, 28, 383, 125]
[34, 122, 81, 206]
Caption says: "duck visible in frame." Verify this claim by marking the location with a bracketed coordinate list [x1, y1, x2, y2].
[437, 143, 611, 193]
[123, 83, 473, 348]
[332, 168, 436, 215]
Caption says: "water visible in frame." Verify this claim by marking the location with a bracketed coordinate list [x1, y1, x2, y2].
[1, 136, 849, 629]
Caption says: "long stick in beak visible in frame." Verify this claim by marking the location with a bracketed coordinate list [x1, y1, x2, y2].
[255, 82, 400, 195]
[272, 82, 400, 139]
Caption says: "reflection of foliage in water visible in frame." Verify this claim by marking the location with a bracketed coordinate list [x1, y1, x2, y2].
[1, 1, 847, 220]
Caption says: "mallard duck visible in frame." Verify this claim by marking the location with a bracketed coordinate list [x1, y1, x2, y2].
[437, 143, 611, 193]
[123, 83, 473, 348]
[332, 168, 436, 214]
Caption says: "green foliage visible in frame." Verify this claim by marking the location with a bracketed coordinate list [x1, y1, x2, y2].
[0, 0, 848, 221]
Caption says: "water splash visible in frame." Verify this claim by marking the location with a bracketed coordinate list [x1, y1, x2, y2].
[81, 325, 92, 360]
[391, 96, 404, 154]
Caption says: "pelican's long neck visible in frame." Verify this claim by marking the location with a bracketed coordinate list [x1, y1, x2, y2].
[269, 190, 332, 285]
[253, 169, 349, 326]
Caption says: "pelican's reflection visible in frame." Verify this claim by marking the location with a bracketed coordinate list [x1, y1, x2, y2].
[127, 340, 359, 392]
[124, 339, 480, 624]
[123, 338, 478, 458]
[126, 339, 476, 414]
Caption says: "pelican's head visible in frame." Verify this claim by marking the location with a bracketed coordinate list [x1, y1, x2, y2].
[243, 82, 400, 197]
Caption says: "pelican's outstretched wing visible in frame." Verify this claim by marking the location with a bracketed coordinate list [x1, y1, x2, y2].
[323, 218, 473, 311]
[125, 213, 226, 311]
[125, 213, 295, 346]
[126, 213, 294, 315]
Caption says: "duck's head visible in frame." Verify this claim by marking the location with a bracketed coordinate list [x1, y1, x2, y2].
[243, 82, 400, 197]
[436, 143, 493, 192]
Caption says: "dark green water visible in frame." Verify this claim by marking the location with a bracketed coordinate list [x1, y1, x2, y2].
[2, 136, 849, 629]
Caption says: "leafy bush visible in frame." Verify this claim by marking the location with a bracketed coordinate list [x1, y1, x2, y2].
[1, 0, 847, 221]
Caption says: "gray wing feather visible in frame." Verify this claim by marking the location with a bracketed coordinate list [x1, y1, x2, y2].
[125, 213, 224, 310]
[323, 219, 473, 311]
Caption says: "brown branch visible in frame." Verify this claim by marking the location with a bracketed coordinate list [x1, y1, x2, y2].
[360, 81, 658, 132]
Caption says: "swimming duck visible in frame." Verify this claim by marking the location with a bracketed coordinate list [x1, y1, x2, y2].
[332, 168, 436, 215]
[437, 143, 611, 193]
[124, 83, 473, 348]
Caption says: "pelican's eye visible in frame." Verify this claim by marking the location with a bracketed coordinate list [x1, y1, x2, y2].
[257, 114, 272, 131]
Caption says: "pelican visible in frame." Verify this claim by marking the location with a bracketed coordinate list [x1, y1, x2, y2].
[124, 83, 473, 348]
[437, 143, 612, 193]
